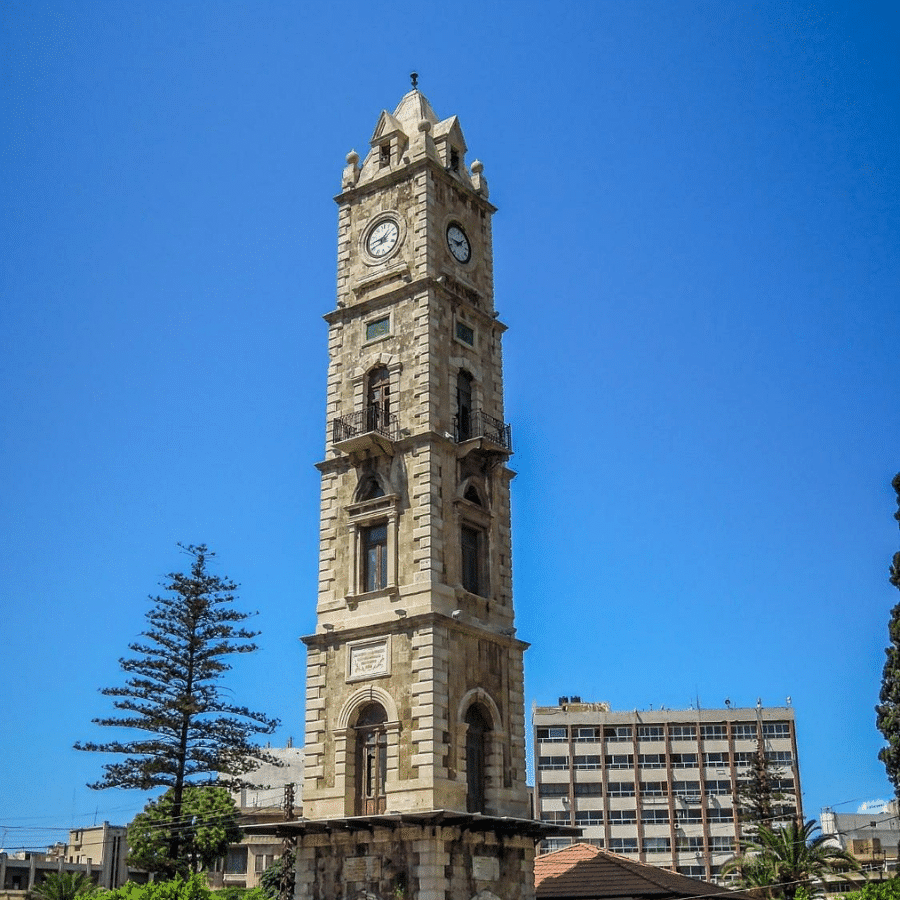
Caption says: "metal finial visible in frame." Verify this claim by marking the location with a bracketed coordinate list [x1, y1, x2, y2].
[410, 72, 418, 89]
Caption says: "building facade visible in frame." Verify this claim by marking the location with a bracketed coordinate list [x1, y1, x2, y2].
[533, 701, 802, 881]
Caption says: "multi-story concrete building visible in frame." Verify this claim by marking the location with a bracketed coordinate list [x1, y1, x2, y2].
[533, 700, 802, 881]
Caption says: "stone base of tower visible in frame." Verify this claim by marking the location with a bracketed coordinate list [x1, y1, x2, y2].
[251, 812, 575, 900]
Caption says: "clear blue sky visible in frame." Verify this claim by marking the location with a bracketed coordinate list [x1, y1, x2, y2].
[2, 0, 898, 853]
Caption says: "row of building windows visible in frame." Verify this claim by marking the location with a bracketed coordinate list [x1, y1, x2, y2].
[537, 752, 794, 770]
[537, 722, 792, 743]
[539, 778, 791, 798]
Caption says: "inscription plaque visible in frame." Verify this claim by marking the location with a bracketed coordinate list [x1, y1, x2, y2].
[349, 639, 389, 679]
[473, 856, 499, 881]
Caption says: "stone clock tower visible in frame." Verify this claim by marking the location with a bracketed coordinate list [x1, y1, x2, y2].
[270, 82, 571, 900]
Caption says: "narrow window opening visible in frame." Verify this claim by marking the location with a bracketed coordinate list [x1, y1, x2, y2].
[464, 484, 481, 505]
[355, 703, 388, 814]
[379, 143, 391, 167]
[366, 366, 390, 433]
[450, 146, 460, 172]
[465, 703, 490, 813]
[457, 370, 473, 441]
[461, 524, 482, 595]
[362, 522, 388, 591]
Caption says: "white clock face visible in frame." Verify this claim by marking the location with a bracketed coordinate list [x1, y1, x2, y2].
[447, 224, 471, 263]
[367, 219, 399, 258]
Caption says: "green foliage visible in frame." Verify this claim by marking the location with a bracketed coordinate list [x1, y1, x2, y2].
[104, 874, 211, 900]
[212, 888, 266, 900]
[844, 878, 900, 900]
[723, 819, 860, 900]
[28, 872, 100, 900]
[127, 785, 243, 878]
[257, 851, 292, 900]
[877, 474, 900, 798]
[75, 545, 280, 868]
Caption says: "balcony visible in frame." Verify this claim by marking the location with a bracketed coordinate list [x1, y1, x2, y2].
[454, 409, 512, 452]
[332, 405, 400, 457]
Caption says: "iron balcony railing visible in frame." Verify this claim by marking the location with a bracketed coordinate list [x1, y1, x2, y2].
[453, 409, 512, 451]
[332, 405, 400, 444]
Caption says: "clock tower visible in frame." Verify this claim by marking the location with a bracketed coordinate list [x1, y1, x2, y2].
[283, 81, 570, 900]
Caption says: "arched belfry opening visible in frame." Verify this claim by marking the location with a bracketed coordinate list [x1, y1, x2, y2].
[465, 702, 492, 813]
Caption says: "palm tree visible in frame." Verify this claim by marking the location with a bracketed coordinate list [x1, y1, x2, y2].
[723, 819, 859, 900]
[28, 873, 100, 900]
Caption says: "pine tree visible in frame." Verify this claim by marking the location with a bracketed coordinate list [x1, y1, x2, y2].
[736, 742, 792, 841]
[877, 474, 900, 798]
[75, 544, 279, 870]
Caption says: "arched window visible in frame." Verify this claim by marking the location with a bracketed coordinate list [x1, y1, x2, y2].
[465, 703, 491, 813]
[457, 370, 473, 441]
[355, 703, 388, 815]
[356, 473, 385, 502]
[366, 366, 391, 433]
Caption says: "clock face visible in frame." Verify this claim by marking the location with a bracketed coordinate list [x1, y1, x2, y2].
[447, 224, 471, 263]
[367, 218, 400, 258]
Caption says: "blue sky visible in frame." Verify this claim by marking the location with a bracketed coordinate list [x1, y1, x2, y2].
[2, 0, 898, 853]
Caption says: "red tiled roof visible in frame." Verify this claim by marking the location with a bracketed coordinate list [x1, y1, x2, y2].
[535, 843, 751, 900]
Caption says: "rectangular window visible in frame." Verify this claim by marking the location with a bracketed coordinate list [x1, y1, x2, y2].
[643, 837, 671, 853]
[362, 523, 388, 591]
[704, 752, 729, 767]
[538, 756, 569, 770]
[700, 724, 727, 739]
[678, 836, 704, 851]
[541, 811, 572, 825]
[671, 753, 698, 768]
[672, 780, 701, 797]
[705, 779, 732, 795]
[734, 751, 755, 766]
[379, 143, 391, 167]
[574, 755, 602, 769]
[539, 783, 569, 797]
[608, 809, 637, 824]
[609, 838, 638, 853]
[732, 723, 758, 739]
[225, 848, 247, 875]
[605, 725, 633, 742]
[537, 727, 567, 742]
[707, 808, 734, 822]
[762, 722, 791, 738]
[461, 524, 483, 595]
[639, 753, 665, 768]
[641, 809, 669, 824]
[669, 725, 697, 740]
[766, 750, 793, 765]
[709, 836, 735, 852]
[574, 726, 600, 742]
[365, 316, 390, 341]
[455, 320, 475, 346]
[640, 781, 668, 796]
[574, 782, 604, 796]
[638, 725, 664, 740]
[676, 808, 703, 824]
[575, 811, 604, 825]
[605, 781, 634, 797]
[678, 866, 707, 878]
[605, 754, 634, 769]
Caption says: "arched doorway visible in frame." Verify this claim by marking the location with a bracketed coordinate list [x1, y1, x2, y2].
[355, 703, 388, 814]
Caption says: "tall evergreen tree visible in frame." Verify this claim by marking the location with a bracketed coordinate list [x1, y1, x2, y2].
[876, 474, 900, 797]
[75, 544, 279, 869]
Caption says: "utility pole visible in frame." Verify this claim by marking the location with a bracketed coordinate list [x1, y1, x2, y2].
[279, 783, 296, 900]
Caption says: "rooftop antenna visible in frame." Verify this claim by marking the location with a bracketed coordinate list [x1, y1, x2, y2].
[410, 72, 419, 89]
